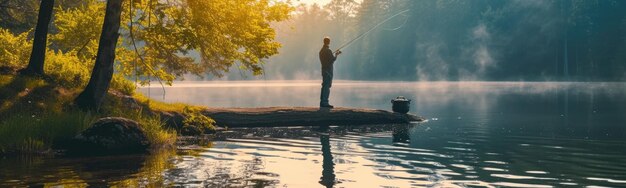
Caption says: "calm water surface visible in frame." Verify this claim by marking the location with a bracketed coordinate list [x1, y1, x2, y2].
[2, 81, 626, 187]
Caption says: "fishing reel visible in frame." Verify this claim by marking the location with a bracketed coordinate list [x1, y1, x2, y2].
[334, 50, 342, 55]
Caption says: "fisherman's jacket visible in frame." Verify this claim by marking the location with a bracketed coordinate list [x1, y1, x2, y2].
[319, 45, 337, 71]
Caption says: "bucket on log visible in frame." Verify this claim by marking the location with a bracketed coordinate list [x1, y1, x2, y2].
[391, 96, 411, 114]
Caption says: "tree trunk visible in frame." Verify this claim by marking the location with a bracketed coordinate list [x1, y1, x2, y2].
[20, 0, 54, 76]
[75, 0, 123, 110]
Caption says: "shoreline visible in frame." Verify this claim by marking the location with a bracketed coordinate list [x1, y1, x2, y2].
[200, 106, 423, 127]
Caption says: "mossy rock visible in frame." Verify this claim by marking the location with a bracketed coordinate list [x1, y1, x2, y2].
[66, 117, 150, 155]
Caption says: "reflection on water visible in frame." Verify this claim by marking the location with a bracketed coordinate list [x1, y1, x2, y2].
[165, 124, 430, 187]
[2, 81, 626, 187]
[163, 123, 626, 187]
[0, 149, 175, 187]
[319, 126, 336, 188]
[392, 124, 411, 144]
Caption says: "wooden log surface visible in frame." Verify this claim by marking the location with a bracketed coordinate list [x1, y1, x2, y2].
[201, 107, 424, 127]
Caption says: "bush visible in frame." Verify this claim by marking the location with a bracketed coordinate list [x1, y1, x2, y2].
[182, 106, 216, 134]
[44, 50, 92, 88]
[1, 26, 136, 94]
[0, 28, 31, 68]
[0, 28, 106, 90]
[111, 74, 136, 95]
[107, 108, 177, 148]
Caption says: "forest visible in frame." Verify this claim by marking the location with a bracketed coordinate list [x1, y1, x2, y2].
[251, 0, 626, 81]
[0, 0, 291, 153]
[4, 0, 624, 84]
[1, 0, 291, 108]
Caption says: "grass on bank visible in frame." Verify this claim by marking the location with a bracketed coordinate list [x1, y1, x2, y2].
[0, 29, 191, 154]
[0, 111, 94, 153]
[0, 74, 177, 154]
[132, 93, 200, 112]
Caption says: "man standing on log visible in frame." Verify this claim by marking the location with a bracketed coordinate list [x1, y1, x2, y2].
[319, 37, 341, 108]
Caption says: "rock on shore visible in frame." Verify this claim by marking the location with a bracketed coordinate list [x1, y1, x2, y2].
[68, 117, 149, 155]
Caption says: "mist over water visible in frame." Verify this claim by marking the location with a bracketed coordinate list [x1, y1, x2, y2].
[3, 81, 626, 187]
[140, 81, 626, 140]
[136, 81, 626, 187]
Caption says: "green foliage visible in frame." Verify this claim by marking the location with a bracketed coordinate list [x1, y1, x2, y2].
[3, 0, 293, 91]
[111, 74, 136, 95]
[0, 0, 39, 33]
[0, 0, 86, 34]
[0, 0, 300, 154]
[0, 111, 96, 153]
[0, 75, 174, 153]
[0, 0, 295, 153]
[182, 106, 216, 133]
[0, 75, 11, 86]
[44, 50, 92, 88]
[0, 28, 31, 68]
[137, 113, 177, 148]
[132, 92, 194, 112]
[23, 0, 293, 86]
[0, 26, 133, 93]
[116, 0, 293, 84]
[51, 0, 104, 61]
[99, 91, 178, 147]
[107, 108, 177, 149]
[0, 108, 177, 153]
[0, 28, 90, 88]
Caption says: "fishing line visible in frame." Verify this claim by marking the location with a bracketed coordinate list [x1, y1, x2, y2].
[335, 9, 410, 53]
[382, 14, 409, 31]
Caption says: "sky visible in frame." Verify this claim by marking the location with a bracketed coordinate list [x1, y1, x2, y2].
[294, 0, 333, 5]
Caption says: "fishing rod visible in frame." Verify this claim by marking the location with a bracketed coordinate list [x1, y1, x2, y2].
[335, 9, 411, 53]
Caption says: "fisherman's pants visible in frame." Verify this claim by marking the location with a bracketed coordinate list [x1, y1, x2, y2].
[320, 68, 333, 105]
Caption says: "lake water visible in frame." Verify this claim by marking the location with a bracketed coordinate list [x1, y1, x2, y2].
[2, 81, 626, 187]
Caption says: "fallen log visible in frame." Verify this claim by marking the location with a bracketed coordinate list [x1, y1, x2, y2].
[201, 107, 424, 127]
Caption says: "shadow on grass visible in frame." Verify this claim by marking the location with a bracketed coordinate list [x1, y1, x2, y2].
[0, 75, 87, 153]
[0, 74, 79, 117]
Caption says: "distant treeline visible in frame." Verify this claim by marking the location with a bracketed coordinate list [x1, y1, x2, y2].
[4, 0, 623, 81]
[240, 0, 626, 81]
